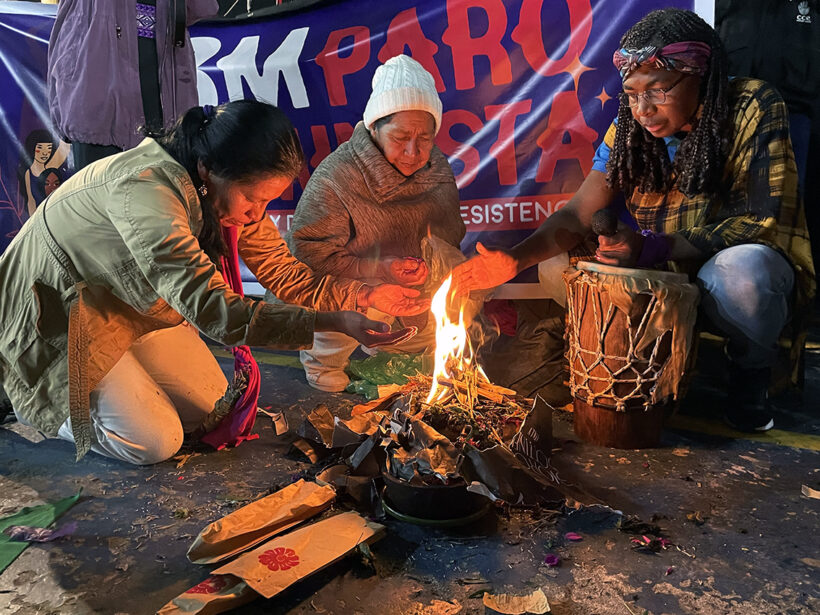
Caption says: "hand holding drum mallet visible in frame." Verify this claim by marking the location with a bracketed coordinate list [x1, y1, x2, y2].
[591, 208, 619, 238]
[593, 209, 642, 267]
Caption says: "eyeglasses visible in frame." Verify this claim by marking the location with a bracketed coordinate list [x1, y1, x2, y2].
[618, 74, 688, 108]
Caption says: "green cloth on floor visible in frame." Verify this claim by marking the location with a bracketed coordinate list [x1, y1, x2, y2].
[0, 490, 81, 574]
[347, 352, 427, 385]
[345, 379, 380, 400]
[345, 352, 429, 400]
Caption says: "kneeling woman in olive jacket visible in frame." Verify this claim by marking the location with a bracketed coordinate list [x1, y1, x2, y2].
[0, 101, 424, 465]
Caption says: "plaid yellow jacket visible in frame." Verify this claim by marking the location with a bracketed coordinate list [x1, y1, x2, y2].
[597, 78, 815, 308]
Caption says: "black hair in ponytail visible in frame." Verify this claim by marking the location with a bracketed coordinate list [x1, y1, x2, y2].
[157, 101, 305, 262]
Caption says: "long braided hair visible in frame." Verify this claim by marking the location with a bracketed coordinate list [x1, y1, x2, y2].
[607, 9, 730, 198]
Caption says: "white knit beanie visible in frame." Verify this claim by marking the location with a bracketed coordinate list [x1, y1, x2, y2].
[363, 55, 443, 135]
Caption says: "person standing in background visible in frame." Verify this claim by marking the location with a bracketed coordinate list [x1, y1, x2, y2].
[47, 0, 218, 170]
[717, 0, 819, 189]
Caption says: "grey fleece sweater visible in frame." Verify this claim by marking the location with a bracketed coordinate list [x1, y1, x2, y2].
[287, 122, 465, 284]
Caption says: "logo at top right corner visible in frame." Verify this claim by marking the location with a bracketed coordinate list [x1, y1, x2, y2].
[797, 1, 812, 24]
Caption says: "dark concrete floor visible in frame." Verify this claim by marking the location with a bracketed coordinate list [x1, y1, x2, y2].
[1, 329, 819, 614]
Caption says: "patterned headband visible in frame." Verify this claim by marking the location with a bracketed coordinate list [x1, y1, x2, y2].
[612, 41, 712, 80]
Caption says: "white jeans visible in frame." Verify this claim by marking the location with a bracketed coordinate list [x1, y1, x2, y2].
[45, 324, 227, 465]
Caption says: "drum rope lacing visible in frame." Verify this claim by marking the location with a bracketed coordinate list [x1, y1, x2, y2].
[565, 275, 672, 412]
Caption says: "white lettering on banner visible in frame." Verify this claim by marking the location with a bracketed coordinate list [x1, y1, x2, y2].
[267, 197, 570, 235]
[269, 212, 294, 231]
[458, 196, 571, 231]
[201, 27, 310, 107]
[192, 37, 222, 105]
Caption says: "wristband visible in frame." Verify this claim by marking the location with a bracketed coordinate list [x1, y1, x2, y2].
[636, 230, 671, 267]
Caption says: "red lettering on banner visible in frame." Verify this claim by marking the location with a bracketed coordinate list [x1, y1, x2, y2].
[535, 90, 598, 183]
[278, 123, 353, 201]
[315, 26, 371, 106]
[485, 100, 532, 186]
[277, 166, 310, 202]
[378, 8, 445, 92]
[458, 195, 572, 231]
[512, 0, 593, 76]
[334, 122, 355, 146]
[309, 125, 333, 170]
[442, 0, 512, 90]
[436, 109, 484, 188]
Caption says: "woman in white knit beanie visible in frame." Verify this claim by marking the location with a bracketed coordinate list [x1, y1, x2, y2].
[363, 54, 443, 176]
[286, 54, 465, 393]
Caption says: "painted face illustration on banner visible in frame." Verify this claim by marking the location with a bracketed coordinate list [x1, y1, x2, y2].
[43, 169, 63, 196]
[33, 142, 53, 164]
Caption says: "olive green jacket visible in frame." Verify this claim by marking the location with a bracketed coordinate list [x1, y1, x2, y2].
[0, 139, 361, 458]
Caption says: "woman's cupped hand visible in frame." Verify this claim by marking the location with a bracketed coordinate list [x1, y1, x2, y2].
[315, 311, 418, 348]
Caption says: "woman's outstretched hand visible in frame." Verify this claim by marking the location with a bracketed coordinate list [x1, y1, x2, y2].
[315, 311, 418, 347]
[357, 284, 430, 316]
[380, 256, 429, 286]
[451, 242, 518, 296]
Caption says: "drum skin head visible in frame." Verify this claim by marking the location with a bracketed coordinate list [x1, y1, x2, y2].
[577, 260, 689, 284]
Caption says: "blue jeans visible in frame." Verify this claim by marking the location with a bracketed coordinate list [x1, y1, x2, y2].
[697, 244, 795, 369]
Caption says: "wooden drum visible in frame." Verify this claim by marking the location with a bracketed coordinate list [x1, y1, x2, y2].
[563, 261, 700, 448]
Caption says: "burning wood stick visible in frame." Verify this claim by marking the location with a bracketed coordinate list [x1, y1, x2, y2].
[436, 377, 515, 404]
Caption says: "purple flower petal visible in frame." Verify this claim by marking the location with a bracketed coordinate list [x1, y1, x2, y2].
[543, 553, 561, 567]
[6, 522, 77, 543]
[564, 532, 583, 541]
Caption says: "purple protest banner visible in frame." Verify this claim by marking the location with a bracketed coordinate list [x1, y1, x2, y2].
[0, 4, 66, 253]
[0, 0, 709, 289]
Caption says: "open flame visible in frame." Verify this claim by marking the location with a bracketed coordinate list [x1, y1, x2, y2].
[426, 275, 492, 410]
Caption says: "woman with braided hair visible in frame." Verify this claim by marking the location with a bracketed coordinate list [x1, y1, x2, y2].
[454, 8, 814, 432]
